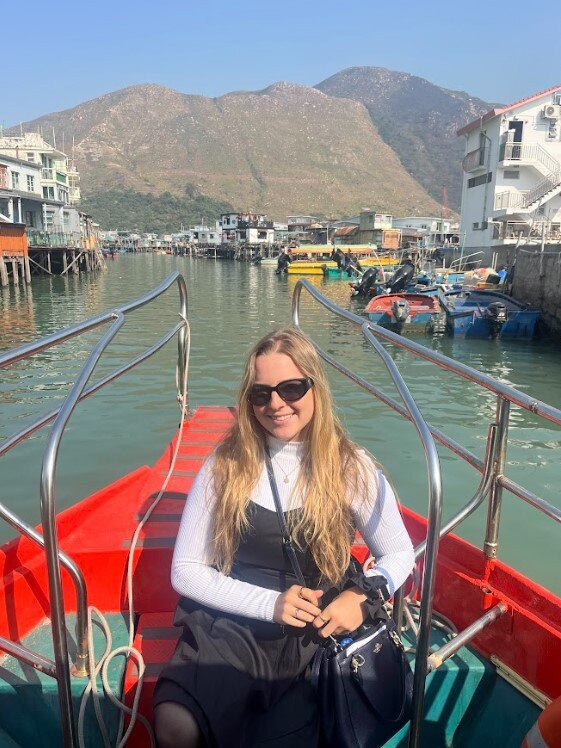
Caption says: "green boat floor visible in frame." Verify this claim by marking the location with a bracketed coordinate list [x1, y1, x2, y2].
[384, 626, 540, 747]
[0, 615, 541, 747]
[0, 613, 129, 748]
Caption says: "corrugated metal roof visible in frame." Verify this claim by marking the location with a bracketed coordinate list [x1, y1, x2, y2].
[333, 226, 358, 237]
[457, 83, 561, 136]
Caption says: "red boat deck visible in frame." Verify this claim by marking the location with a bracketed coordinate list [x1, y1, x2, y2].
[1, 405, 560, 746]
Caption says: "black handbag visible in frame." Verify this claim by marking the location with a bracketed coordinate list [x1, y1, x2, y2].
[265, 451, 413, 748]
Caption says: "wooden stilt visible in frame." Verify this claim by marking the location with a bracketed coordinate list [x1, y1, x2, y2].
[62, 251, 68, 274]
[46, 252, 52, 274]
[72, 251, 79, 274]
[24, 257, 31, 283]
[12, 259, 19, 285]
[0, 257, 8, 287]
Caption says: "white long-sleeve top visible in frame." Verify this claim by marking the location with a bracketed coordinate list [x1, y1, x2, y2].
[171, 436, 415, 622]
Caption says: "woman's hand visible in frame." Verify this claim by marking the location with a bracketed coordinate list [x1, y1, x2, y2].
[312, 586, 368, 638]
[273, 585, 323, 627]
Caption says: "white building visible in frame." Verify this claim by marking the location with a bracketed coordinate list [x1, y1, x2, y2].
[221, 212, 273, 244]
[392, 216, 452, 234]
[0, 133, 81, 208]
[458, 83, 561, 262]
[0, 152, 76, 237]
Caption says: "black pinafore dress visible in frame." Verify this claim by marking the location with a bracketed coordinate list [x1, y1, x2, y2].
[153, 503, 324, 747]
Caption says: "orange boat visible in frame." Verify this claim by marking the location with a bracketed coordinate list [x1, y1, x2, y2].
[0, 273, 559, 747]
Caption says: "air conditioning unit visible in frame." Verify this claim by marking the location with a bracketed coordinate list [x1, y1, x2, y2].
[543, 104, 561, 119]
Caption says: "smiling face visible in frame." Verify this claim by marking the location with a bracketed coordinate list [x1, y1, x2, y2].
[252, 351, 315, 442]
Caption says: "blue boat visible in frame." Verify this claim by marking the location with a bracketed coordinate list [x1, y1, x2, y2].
[439, 289, 540, 339]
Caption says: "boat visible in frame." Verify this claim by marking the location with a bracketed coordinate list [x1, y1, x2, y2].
[287, 246, 399, 276]
[439, 288, 541, 339]
[364, 292, 445, 333]
[0, 272, 560, 747]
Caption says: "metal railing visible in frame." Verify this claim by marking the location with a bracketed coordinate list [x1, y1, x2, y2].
[500, 141, 560, 175]
[494, 191, 528, 210]
[0, 272, 188, 747]
[41, 168, 54, 180]
[523, 168, 561, 208]
[495, 168, 561, 212]
[292, 279, 561, 748]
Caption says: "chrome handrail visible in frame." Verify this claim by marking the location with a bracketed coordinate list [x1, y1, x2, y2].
[0, 272, 189, 748]
[293, 281, 443, 747]
[291, 278, 561, 748]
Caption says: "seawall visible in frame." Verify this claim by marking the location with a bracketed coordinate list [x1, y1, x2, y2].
[512, 245, 561, 335]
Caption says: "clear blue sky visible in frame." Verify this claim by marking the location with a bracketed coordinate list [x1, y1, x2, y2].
[5, 0, 561, 126]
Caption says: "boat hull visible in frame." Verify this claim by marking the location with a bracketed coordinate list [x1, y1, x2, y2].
[440, 290, 540, 339]
[364, 293, 443, 333]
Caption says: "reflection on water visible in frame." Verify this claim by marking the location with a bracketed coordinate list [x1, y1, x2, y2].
[1, 256, 560, 593]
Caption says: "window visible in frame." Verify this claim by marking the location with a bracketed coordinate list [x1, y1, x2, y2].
[27, 152, 35, 162]
[468, 172, 492, 188]
[43, 186, 55, 199]
[503, 170, 520, 179]
[63, 211, 70, 227]
[45, 210, 55, 229]
[24, 211, 35, 228]
[11, 171, 20, 189]
[26, 175, 35, 191]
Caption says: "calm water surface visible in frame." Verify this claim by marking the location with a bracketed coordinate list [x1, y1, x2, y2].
[1, 255, 560, 592]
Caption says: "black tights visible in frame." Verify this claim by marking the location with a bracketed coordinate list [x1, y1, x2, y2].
[154, 701, 205, 748]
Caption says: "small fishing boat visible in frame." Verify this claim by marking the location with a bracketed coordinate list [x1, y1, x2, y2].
[439, 289, 541, 339]
[0, 274, 559, 747]
[364, 292, 444, 333]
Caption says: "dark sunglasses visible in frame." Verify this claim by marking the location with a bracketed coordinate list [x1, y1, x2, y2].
[248, 377, 313, 406]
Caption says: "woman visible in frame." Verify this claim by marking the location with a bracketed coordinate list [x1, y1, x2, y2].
[154, 327, 415, 748]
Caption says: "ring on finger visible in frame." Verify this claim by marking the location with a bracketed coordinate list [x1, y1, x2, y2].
[298, 586, 305, 599]
[319, 615, 328, 625]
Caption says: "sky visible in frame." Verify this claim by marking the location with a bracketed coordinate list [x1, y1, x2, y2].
[4, 0, 561, 127]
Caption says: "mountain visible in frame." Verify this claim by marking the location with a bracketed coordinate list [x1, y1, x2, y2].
[316, 67, 495, 210]
[15, 82, 443, 226]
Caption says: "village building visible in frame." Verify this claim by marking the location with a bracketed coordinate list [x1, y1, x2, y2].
[457, 83, 561, 264]
[221, 212, 274, 245]
[392, 216, 459, 249]
[191, 223, 222, 245]
[287, 215, 319, 244]
[0, 153, 46, 228]
[358, 210, 400, 248]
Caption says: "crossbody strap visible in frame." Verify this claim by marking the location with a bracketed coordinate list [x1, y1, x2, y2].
[264, 448, 307, 587]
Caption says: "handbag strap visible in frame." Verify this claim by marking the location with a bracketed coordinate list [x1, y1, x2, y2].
[264, 448, 307, 588]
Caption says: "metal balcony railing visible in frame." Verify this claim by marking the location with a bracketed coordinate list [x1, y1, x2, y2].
[500, 141, 560, 174]
[41, 168, 54, 180]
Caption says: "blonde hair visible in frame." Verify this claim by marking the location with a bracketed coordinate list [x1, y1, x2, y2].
[212, 327, 372, 584]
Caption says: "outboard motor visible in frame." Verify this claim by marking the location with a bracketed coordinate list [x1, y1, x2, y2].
[485, 301, 508, 337]
[276, 253, 292, 274]
[350, 267, 380, 297]
[386, 263, 415, 294]
[332, 249, 345, 269]
[391, 298, 410, 327]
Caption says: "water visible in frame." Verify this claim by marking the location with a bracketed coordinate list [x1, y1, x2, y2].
[1, 255, 560, 593]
